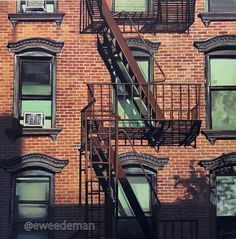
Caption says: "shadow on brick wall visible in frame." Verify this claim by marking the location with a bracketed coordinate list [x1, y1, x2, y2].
[0, 116, 22, 239]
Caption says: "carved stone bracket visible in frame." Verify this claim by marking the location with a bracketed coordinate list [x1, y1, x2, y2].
[0, 153, 68, 173]
[194, 35, 236, 53]
[7, 37, 64, 54]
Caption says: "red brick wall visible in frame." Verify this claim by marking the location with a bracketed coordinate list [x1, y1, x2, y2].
[0, 0, 235, 238]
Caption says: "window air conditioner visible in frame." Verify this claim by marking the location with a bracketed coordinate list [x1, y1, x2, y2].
[25, 0, 46, 12]
[23, 112, 45, 127]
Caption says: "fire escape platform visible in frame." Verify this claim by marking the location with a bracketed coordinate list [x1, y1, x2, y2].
[88, 119, 201, 147]
[80, 0, 196, 33]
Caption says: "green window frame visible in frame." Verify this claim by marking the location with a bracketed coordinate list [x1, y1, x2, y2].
[17, 0, 58, 13]
[207, 55, 236, 131]
[112, 0, 152, 12]
[14, 52, 56, 129]
[13, 171, 54, 239]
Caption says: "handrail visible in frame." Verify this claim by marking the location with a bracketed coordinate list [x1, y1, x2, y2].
[113, 11, 166, 83]
[100, 0, 164, 119]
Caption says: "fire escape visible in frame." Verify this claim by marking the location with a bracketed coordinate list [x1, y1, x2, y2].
[78, 0, 199, 239]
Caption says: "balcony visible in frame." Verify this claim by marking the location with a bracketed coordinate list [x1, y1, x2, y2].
[82, 82, 201, 148]
[80, 0, 196, 33]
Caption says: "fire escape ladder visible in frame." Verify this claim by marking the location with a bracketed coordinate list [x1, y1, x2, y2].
[98, 0, 164, 120]
[94, 121, 154, 239]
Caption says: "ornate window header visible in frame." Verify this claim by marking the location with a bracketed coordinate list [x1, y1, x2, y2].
[199, 152, 236, 173]
[0, 153, 68, 173]
[7, 38, 64, 54]
[126, 38, 160, 55]
[119, 152, 169, 173]
[194, 35, 236, 53]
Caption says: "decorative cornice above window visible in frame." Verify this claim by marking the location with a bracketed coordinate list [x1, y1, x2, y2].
[199, 152, 236, 173]
[7, 38, 64, 54]
[126, 38, 160, 54]
[118, 152, 169, 172]
[0, 153, 68, 173]
[194, 35, 236, 53]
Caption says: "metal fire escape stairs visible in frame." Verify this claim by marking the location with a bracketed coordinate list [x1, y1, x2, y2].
[77, 1, 201, 239]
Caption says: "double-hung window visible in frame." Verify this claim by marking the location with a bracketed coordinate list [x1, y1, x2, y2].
[19, 57, 54, 129]
[14, 175, 52, 239]
[208, 56, 236, 130]
[116, 56, 152, 127]
[17, 0, 57, 13]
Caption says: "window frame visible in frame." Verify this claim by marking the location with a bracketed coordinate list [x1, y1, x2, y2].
[14, 51, 57, 130]
[118, 173, 156, 218]
[16, 0, 58, 13]
[206, 50, 236, 131]
[199, 153, 236, 239]
[115, 48, 154, 127]
[12, 170, 55, 239]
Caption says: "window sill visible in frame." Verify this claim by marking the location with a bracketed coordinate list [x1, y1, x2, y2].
[8, 13, 65, 28]
[5, 127, 62, 141]
[198, 12, 236, 27]
[201, 130, 236, 144]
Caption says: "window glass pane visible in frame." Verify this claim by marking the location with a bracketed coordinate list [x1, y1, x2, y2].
[128, 177, 151, 213]
[209, 0, 236, 12]
[211, 91, 236, 130]
[216, 176, 236, 216]
[118, 176, 151, 217]
[211, 58, 236, 86]
[21, 61, 51, 95]
[21, 100, 52, 127]
[137, 60, 149, 82]
[46, 3, 54, 12]
[114, 0, 149, 11]
[17, 204, 48, 220]
[16, 177, 49, 201]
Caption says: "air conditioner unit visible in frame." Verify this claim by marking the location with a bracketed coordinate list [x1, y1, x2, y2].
[25, 0, 46, 12]
[23, 112, 45, 127]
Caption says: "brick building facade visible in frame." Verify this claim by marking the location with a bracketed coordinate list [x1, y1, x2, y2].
[0, 0, 236, 239]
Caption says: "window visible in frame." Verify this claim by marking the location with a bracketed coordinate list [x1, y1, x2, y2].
[199, 152, 236, 239]
[216, 176, 236, 237]
[13, 175, 52, 239]
[116, 56, 153, 127]
[207, 0, 236, 12]
[112, 0, 151, 12]
[7, 38, 64, 139]
[19, 57, 54, 129]
[208, 56, 236, 130]
[118, 175, 153, 217]
[17, 0, 57, 13]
